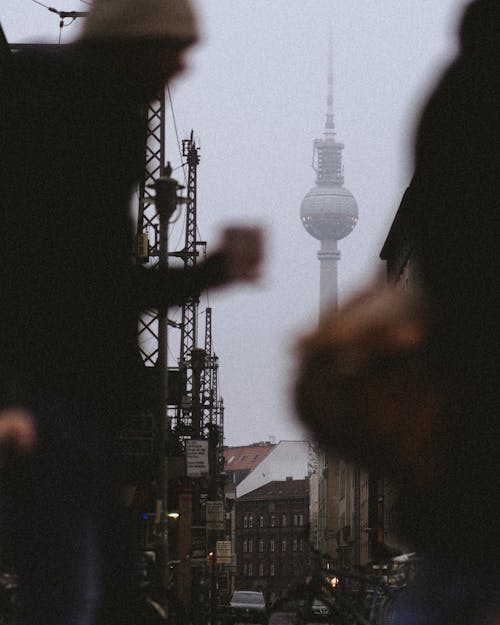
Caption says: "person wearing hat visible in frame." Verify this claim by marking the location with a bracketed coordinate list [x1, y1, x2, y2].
[0, 1, 263, 623]
[79, 0, 200, 98]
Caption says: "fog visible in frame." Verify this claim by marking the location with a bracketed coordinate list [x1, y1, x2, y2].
[2, 0, 467, 444]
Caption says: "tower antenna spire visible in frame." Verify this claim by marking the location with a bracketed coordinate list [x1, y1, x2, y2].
[325, 26, 335, 136]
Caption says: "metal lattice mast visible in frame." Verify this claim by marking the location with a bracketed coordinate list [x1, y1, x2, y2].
[200, 307, 214, 425]
[133, 97, 187, 583]
[201, 308, 218, 431]
[212, 354, 224, 471]
[201, 308, 224, 474]
[179, 132, 200, 394]
[136, 99, 166, 366]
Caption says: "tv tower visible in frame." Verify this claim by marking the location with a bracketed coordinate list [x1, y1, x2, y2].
[300, 34, 358, 316]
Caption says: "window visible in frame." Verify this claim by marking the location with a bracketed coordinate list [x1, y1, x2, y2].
[270, 563, 275, 577]
[259, 515, 264, 528]
[243, 515, 248, 528]
[258, 539, 264, 553]
[243, 563, 247, 576]
[271, 515, 276, 527]
[248, 539, 253, 553]
[270, 539, 275, 552]
[293, 514, 298, 526]
[248, 563, 253, 577]
[249, 515, 253, 528]
[281, 514, 287, 527]
[299, 514, 304, 527]
[281, 539, 287, 552]
[292, 538, 298, 551]
[299, 539, 304, 552]
[243, 540, 248, 553]
[259, 563, 264, 577]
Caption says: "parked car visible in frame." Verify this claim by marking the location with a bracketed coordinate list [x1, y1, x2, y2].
[296, 598, 332, 623]
[223, 590, 269, 625]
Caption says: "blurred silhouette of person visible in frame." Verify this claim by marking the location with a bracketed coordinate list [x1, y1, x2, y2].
[296, 1, 499, 623]
[0, 1, 263, 623]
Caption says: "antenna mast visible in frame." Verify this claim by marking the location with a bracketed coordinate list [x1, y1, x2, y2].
[179, 132, 201, 404]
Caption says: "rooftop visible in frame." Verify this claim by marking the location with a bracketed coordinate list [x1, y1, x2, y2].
[223, 443, 275, 472]
[238, 478, 309, 501]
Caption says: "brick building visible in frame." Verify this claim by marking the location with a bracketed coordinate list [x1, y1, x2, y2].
[234, 478, 310, 605]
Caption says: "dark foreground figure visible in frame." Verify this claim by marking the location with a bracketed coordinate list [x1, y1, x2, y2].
[296, 1, 500, 623]
[0, 1, 262, 623]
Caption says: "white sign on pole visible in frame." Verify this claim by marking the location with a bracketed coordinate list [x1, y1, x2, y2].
[216, 540, 232, 564]
[206, 500, 224, 530]
[186, 439, 209, 477]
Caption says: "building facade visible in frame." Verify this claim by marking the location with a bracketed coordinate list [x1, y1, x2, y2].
[234, 479, 310, 605]
[315, 450, 376, 567]
[379, 183, 422, 555]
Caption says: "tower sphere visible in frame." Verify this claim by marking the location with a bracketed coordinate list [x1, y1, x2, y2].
[300, 184, 358, 241]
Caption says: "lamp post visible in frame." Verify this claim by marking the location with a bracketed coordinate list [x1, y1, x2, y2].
[153, 166, 186, 589]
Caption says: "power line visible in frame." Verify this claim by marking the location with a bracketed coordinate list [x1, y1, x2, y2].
[167, 85, 187, 187]
[30, 0, 87, 18]
[31, 0, 53, 9]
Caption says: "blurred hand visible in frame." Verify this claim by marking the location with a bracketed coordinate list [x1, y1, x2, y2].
[218, 226, 264, 283]
[0, 408, 37, 462]
[302, 283, 432, 375]
[294, 281, 448, 489]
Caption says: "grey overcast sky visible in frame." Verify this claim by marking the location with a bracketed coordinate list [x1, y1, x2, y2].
[2, 0, 467, 445]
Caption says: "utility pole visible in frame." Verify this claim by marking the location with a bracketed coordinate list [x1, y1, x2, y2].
[204, 308, 224, 625]
[133, 98, 190, 591]
[207, 422, 220, 625]
[190, 347, 206, 625]
[178, 132, 201, 413]
[153, 167, 186, 586]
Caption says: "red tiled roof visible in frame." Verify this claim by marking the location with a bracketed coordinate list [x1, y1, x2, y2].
[238, 479, 309, 501]
[223, 443, 275, 472]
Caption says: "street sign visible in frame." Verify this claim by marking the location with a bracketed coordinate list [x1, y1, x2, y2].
[206, 500, 224, 530]
[191, 525, 207, 560]
[216, 540, 232, 564]
[186, 439, 209, 477]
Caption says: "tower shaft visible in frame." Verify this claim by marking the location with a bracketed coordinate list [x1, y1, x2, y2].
[318, 239, 340, 317]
